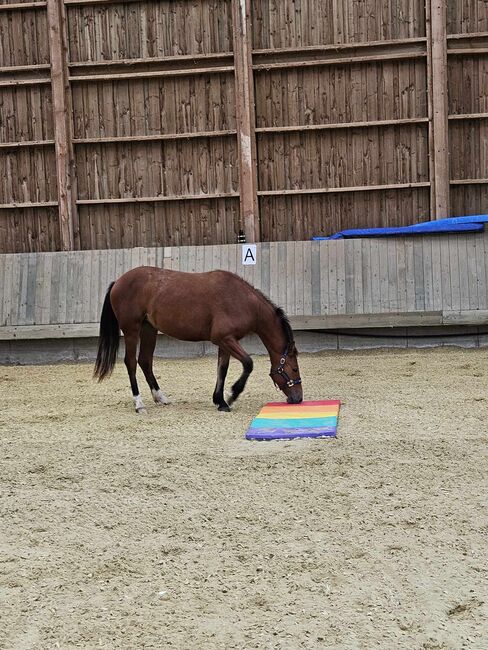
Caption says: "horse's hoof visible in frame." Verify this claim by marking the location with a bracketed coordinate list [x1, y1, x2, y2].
[218, 404, 231, 412]
[135, 407, 147, 415]
[152, 389, 170, 405]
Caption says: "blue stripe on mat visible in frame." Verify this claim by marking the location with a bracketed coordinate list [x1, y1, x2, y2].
[250, 416, 337, 429]
[246, 426, 337, 440]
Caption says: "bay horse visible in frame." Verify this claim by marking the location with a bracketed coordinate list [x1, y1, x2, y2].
[94, 267, 303, 413]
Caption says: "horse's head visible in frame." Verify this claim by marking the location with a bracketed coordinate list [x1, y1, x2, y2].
[270, 342, 303, 404]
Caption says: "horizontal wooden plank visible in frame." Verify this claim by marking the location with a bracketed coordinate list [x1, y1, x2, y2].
[0, 323, 99, 340]
[4, 309, 488, 340]
[76, 192, 239, 205]
[0, 2, 46, 10]
[291, 312, 443, 330]
[73, 130, 237, 145]
[253, 51, 426, 72]
[0, 201, 58, 209]
[252, 37, 427, 56]
[68, 53, 233, 69]
[255, 118, 429, 134]
[448, 47, 488, 55]
[448, 113, 488, 120]
[0, 140, 55, 149]
[449, 178, 488, 185]
[0, 64, 50, 73]
[0, 78, 51, 87]
[64, 0, 143, 5]
[69, 66, 235, 83]
[258, 182, 431, 197]
[447, 31, 488, 40]
[442, 310, 488, 325]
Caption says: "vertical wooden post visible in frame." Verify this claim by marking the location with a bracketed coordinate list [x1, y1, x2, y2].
[232, 0, 260, 243]
[47, 0, 79, 250]
[426, 0, 450, 219]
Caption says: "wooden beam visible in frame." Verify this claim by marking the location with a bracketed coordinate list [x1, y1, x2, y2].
[69, 66, 234, 83]
[47, 0, 79, 250]
[76, 192, 240, 205]
[253, 51, 426, 72]
[232, 0, 259, 243]
[73, 130, 237, 145]
[446, 31, 488, 40]
[427, 0, 450, 219]
[64, 0, 143, 5]
[290, 312, 444, 330]
[450, 178, 488, 185]
[0, 2, 46, 10]
[0, 64, 50, 73]
[0, 140, 55, 150]
[258, 182, 430, 197]
[0, 78, 51, 87]
[448, 48, 488, 55]
[2, 309, 488, 341]
[9, 310, 488, 340]
[256, 117, 429, 134]
[448, 113, 488, 120]
[252, 37, 427, 56]
[68, 52, 233, 69]
[0, 201, 58, 210]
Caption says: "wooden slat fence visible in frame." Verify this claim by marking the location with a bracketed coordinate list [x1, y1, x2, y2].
[1, 234, 488, 340]
[1, 1, 488, 253]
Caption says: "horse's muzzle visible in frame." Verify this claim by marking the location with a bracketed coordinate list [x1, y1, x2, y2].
[287, 394, 303, 404]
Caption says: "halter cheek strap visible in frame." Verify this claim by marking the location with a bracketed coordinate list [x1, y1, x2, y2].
[269, 345, 302, 388]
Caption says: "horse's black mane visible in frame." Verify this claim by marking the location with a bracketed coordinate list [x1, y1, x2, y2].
[235, 274, 293, 345]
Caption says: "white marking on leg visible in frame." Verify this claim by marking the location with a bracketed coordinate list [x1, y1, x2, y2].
[152, 389, 170, 405]
[134, 394, 146, 413]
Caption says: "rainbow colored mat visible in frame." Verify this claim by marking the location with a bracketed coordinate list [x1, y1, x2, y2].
[245, 400, 341, 441]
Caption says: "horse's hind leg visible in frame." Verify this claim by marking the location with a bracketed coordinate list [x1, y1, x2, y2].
[138, 321, 170, 405]
[123, 329, 146, 413]
[213, 347, 231, 412]
[219, 337, 253, 406]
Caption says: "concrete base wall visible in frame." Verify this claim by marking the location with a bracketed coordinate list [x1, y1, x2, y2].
[1, 327, 487, 365]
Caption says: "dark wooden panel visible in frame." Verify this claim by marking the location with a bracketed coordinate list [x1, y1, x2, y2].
[0, 207, 60, 253]
[449, 120, 488, 181]
[0, 85, 53, 142]
[0, 148, 57, 203]
[447, 0, 488, 35]
[71, 73, 236, 139]
[451, 185, 488, 217]
[0, 8, 50, 67]
[67, 0, 233, 63]
[75, 137, 238, 200]
[78, 198, 239, 249]
[448, 55, 488, 115]
[255, 60, 428, 128]
[257, 125, 429, 191]
[252, 0, 426, 49]
[260, 188, 431, 241]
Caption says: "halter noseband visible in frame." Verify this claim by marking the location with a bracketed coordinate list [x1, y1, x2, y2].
[270, 344, 302, 389]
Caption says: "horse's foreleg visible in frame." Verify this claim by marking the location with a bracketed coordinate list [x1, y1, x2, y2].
[138, 321, 170, 405]
[220, 337, 253, 406]
[212, 347, 231, 411]
[124, 329, 146, 413]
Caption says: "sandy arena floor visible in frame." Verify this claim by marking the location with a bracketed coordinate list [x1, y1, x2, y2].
[0, 347, 487, 649]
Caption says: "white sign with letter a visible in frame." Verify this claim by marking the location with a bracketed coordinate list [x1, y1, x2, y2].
[242, 244, 257, 265]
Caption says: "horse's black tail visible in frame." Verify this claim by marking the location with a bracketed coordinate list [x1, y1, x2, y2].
[93, 282, 120, 382]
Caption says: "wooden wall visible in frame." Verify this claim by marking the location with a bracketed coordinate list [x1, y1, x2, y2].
[2, 234, 488, 340]
[1, 1, 488, 253]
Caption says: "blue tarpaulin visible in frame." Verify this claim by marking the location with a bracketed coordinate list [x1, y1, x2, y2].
[312, 214, 488, 240]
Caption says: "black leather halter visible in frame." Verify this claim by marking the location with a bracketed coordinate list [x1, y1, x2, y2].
[270, 344, 302, 388]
